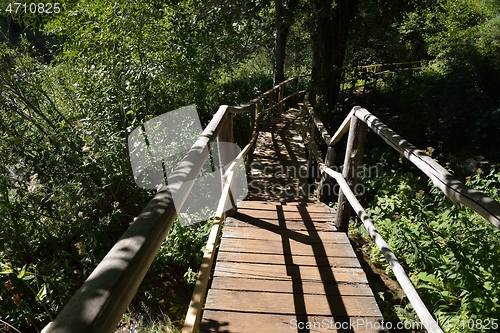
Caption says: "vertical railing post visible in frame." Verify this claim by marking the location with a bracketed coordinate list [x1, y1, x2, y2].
[307, 118, 315, 181]
[217, 112, 237, 216]
[334, 112, 367, 231]
[319, 146, 336, 202]
[268, 89, 274, 123]
[293, 76, 298, 106]
[246, 103, 258, 172]
[278, 82, 285, 117]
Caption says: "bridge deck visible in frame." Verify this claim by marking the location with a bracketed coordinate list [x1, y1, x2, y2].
[199, 109, 384, 332]
[200, 201, 384, 332]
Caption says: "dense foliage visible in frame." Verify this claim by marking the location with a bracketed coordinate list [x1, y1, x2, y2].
[356, 150, 500, 332]
[1, 0, 500, 331]
[343, 1, 500, 331]
[0, 1, 279, 330]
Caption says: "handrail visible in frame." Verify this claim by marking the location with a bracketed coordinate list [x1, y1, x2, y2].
[42, 76, 305, 333]
[43, 105, 231, 333]
[350, 108, 500, 229]
[301, 100, 500, 333]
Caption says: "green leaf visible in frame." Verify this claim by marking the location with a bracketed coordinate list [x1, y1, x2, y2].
[17, 265, 27, 279]
[415, 272, 440, 286]
[22, 275, 35, 281]
[36, 284, 48, 302]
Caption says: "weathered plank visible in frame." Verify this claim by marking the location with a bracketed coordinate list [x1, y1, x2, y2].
[218, 238, 357, 258]
[201, 311, 386, 333]
[213, 262, 368, 283]
[221, 227, 350, 244]
[235, 209, 332, 221]
[216, 251, 360, 267]
[238, 200, 332, 212]
[225, 216, 333, 231]
[204, 289, 382, 317]
[210, 276, 373, 296]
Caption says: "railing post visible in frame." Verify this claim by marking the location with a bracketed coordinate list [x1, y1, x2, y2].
[217, 112, 237, 216]
[293, 76, 298, 106]
[268, 89, 274, 123]
[278, 82, 285, 117]
[334, 112, 367, 231]
[246, 103, 258, 173]
[319, 146, 336, 201]
[307, 119, 315, 180]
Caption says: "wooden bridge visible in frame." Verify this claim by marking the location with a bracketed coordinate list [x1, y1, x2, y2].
[196, 106, 383, 332]
[43, 77, 500, 333]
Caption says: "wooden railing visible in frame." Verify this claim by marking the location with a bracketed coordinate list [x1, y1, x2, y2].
[41, 76, 305, 333]
[301, 98, 500, 333]
[340, 60, 429, 95]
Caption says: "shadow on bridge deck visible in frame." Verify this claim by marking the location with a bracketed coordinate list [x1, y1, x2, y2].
[199, 201, 385, 332]
[246, 108, 314, 202]
[199, 109, 386, 332]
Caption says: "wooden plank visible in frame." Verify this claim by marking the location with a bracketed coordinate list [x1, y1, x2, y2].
[230, 211, 332, 223]
[328, 107, 356, 147]
[239, 205, 331, 218]
[306, 101, 332, 145]
[216, 251, 360, 267]
[213, 262, 368, 283]
[218, 238, 357, 258]
[225, 217, 334, 231]
[210, 276, 373, 296]
[201, 311, 387, 333]
[204, 289, 382, 317]
[237, 201, 331, 212]
[221, 227, 350, 244]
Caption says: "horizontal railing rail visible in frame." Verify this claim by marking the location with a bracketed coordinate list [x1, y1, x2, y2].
[43, 76, 305, 333]
[301, 98, 500, 333]
[340, 60, 429, 95]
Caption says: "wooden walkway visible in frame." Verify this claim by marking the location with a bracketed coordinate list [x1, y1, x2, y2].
[199, 109, 385, 332]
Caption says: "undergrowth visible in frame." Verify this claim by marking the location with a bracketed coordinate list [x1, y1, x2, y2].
[355, 150, 500, 332]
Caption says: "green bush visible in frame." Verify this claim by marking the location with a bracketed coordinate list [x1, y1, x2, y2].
[359, 159, 500, 332]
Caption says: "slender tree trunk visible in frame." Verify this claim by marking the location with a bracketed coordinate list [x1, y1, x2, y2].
[309, 0, 358, 110]
[275, 0, 287, 85]
[274, 0, 299, 86]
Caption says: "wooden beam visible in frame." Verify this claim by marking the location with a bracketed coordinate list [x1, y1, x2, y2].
[278, 82, 285, 117]
[303, 98, 331, 145]
[183, 139, 248, 333]
[334, 115, 367, 231]
[355, 108, 500, 230]
[328, 106, 358, 147]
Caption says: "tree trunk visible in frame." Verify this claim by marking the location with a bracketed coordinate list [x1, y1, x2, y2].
[309, 0, 358, 110]
[274, 0, 287, 85]
[274, 0, 299, 86]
